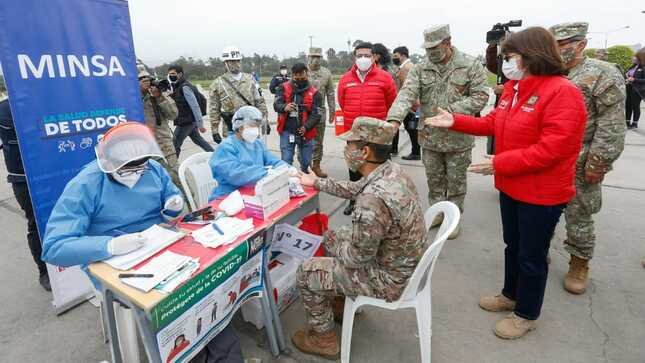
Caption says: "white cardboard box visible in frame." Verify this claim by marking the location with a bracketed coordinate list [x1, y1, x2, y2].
[243, 166, 290, 220]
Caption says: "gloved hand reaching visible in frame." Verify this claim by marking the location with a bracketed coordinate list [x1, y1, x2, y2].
[162, 195, 184, 219]
[108, 233, 147, 256]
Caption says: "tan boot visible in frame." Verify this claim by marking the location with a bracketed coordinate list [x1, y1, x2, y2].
[479, 294, 516, 312]
[311, 161, 328, 178]
[430, 214, 443, 229]
[291, 328, 340, 360]
[564, 255, 589, 295]
[494, 313, 537, 339]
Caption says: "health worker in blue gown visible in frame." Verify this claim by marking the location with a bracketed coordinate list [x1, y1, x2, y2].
[209, 106, 287, 200]
[41, 122, 184, 272]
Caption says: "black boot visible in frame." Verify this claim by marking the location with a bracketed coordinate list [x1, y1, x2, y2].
[402, 153, 421, 161]
[39, 272, 51, 292]
[343, 200, 355, 216]
[630, 122, 639, 129]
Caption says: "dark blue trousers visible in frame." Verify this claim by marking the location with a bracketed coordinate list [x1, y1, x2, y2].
[499, 192, 565, 320]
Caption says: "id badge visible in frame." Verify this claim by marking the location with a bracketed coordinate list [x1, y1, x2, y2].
[289, 134, 295, 143]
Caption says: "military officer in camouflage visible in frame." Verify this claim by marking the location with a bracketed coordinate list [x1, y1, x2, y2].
[292, 117, 427, 359]
[209, 46, 268, 143]
[550, 22, 626, 294]
[307, 47, 336, 178]
[386, 24, 489, 239]
[137, 67, 181, 188]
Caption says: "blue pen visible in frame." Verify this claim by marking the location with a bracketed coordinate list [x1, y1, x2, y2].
[212, 222, 224, 235]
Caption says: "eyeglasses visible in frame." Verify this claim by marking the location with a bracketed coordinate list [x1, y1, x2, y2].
[115, 164, 149, 177]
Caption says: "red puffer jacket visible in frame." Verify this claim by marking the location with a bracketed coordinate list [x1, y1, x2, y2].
[452, 75, 587, 206]
[337, 64, 397, 132]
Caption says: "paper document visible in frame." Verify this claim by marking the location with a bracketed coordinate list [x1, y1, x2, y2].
[156, 259, 200, 293]
[104, 225, 185, 270]
[192, 217, 254, 248]
[121, 251, 193, 292]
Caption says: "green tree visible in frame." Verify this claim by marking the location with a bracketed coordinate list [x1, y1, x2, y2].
[606, 45, 634, 72]
[584, 48, 597, 59]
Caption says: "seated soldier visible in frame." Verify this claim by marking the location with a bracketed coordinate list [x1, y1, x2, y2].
[294, 117, 428, 359]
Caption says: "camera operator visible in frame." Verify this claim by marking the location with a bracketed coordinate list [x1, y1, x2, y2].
[273, 62, 322, 172]
[168, 65, 214, 156]
[485, 20, 522, 154]
[138, 68, 182, 188]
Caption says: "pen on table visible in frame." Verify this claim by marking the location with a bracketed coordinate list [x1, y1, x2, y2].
[119, 273, 154, 278]
[212, 221, 224, 235]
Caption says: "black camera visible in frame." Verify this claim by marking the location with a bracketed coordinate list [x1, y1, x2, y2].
[486, 20, 522, 43]
[150, 78, 171, 92]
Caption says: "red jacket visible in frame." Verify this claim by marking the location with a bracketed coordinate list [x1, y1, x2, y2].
[337, 64, 397, 132]
[452, 75, 587, 206]
[276, 82, 318, 140]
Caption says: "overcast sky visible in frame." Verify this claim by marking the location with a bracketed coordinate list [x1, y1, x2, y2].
[129, 0, 644, 67]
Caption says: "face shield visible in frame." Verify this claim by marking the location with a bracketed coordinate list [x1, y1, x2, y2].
[95, 122, 163, 174]
[232, 106, 263, 131]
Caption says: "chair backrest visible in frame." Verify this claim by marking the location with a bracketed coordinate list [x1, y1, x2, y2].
[397, 201, 461, 303]
[178, 151, 218, 211]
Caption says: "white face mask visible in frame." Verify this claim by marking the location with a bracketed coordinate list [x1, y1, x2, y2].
[241, 127, 260, 143]
[112, 172, 143, 189]
[502, 57, 525, 80]
[280, 69, 288, 76]
[355, 57, 373, 72]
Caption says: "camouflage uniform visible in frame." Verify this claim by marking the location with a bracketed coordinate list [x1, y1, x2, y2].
[386, 25, 489, 212]
[308, 47, 336, 164]
[208, 72, 267, 137]
[551, 23, 627, 260]
[297, 118, 427, 333]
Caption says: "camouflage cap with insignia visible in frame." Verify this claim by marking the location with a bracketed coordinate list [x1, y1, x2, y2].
[339, 117, 396, 145]
[308, 47, 323, 57]
[550, 22, 589, 41]
[421, 24, 451, 49]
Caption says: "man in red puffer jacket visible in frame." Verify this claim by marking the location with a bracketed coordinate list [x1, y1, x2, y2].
[337, 42, 397, 214]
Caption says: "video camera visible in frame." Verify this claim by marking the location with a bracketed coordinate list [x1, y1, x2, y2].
[150, 78, 171, 93]
[486, 20, 522, 43]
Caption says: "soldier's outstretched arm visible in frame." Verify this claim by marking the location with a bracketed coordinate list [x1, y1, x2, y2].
[253, 82, 269, 119]
[325, 195, 391, 268]
[448, 60, 489, 115]
[386, 65, 421, 123]
[315, 177, 363, 199]
[208, 80, 222, 132]
[158, 95, 178, 122]
[586, 76, 627, 174]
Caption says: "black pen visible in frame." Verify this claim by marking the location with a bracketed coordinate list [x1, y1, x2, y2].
[119, 273, 154, 278]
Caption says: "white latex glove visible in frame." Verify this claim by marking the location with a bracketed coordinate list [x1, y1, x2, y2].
[163, 195, 184, 212]
[108, 233, 146, 256]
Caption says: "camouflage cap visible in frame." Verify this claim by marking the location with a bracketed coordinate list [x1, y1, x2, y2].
[339, 117, 396, 145]
[308, 47, 323, 57]
[550, 22, 589, 41]
[422, 24, 450, 49]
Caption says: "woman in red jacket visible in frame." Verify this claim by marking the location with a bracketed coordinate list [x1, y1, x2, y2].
[337, 42, 397, 214]
[427, 27, 587, 340]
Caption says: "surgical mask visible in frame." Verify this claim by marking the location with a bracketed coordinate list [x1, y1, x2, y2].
[309, 58, 321, 70]
[280, 69, 288, 76]
[344, 146, 365, 172]
[355, 57, 372, 72]
[112, 172, 143, 189]
[560, 46, 577, 64]
[226, 62, 241, 74]
[242, 127, 260, 143]
[427, 47, 446, 64]
[393, 58, 401, 66]
[168, 75, 178, 83]
[502, 57, 525, 80]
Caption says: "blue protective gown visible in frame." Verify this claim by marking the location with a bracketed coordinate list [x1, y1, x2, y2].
[209, 135, 286, 200]
[42, 159, 181, 269]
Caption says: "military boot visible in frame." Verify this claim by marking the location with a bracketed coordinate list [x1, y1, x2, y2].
[494, 313, 537, 340]
[291, 328, 340, 360]
[312, 161, 328, 178]
[479, 294, 515, 312]
[564, 255, 589, 295]
[430, 214, 443, 229]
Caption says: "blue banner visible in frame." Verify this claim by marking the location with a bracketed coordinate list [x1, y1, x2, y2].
[0, 0, 143, 235]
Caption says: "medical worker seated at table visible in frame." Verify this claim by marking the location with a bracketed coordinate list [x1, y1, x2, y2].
[41, 122, 184, 271]
[209, 106, 287, 200]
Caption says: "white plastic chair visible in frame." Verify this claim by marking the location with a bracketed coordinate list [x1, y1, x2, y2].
[178, 151, 217, 211]
[340, 201, 461, 363]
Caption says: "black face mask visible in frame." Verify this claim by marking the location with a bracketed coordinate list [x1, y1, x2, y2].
[393, 58, 401, 66]
[168, 75, 178, 82]
[294, 80, 309, 89]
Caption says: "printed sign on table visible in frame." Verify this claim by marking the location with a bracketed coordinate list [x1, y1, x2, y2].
[271, 223, 323, 260]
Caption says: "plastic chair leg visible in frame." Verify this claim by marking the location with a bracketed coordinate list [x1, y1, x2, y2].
[341, 297, 358, 363]
[114, 302, 141, 363]
[415, 297, 432, 363]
